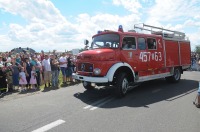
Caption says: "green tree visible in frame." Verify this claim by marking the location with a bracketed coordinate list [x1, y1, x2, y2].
[195, 45, 200, 54]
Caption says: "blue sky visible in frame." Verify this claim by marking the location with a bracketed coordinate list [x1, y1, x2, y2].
[0, 0, 200, 52]
[51, 0, 124, 16]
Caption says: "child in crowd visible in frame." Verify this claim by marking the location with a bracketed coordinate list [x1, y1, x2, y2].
[19, 67, 27, 92]
[6, 63, 13, 92]
[30, 66, 37, 90]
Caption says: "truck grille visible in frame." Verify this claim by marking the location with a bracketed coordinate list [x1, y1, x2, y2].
[77, 63, 93, 73]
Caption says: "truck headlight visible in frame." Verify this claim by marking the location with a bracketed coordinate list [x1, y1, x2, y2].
[93, 68, 101, 75]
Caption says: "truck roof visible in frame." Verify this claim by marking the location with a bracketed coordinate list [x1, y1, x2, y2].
[93, 24, 190, 42]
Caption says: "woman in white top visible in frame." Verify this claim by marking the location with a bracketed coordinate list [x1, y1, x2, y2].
[59, 53, 67, 84]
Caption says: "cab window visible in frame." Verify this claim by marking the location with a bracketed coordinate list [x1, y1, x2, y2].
[91, 34, 119, 49]
[138, 38, 146, 50]
[122, 37, 136, 50]
[147, 38, 156, 50]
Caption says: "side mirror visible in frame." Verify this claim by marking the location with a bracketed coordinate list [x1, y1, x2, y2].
[84, 39, 89, 45]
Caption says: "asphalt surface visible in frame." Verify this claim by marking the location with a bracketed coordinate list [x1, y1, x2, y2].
[0, 71, 200, 132]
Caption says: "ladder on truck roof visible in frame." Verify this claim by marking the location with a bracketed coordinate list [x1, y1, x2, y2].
[134, 23, 187, 41]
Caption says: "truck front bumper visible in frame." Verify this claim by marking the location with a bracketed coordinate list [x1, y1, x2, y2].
[72, 73, 109, 83]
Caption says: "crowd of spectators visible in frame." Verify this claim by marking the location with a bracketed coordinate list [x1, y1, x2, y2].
[0, 50, 76, 95]
[191, 52, 200, 71]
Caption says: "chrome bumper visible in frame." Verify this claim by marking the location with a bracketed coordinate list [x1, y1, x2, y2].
[72, 73, 109, 83]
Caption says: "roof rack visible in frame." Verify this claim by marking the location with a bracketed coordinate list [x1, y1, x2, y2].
[134, 23, 186, 40]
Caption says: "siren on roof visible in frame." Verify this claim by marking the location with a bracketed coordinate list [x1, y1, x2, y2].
[97, 31, 102, 34]
[118, 25, 124, 32]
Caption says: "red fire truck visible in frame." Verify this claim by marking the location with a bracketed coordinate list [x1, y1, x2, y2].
[72, 23, 191, 97]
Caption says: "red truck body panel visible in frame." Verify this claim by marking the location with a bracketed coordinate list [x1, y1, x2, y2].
[180, 41, 191, 65]
[164, 39, 191, 68]
[165, 40, 180, 67]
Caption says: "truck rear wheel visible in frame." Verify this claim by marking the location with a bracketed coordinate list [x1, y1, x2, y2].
[115, 73, 129, 97]
[166, 68, 181, 83]
[83, 81, 95, 90]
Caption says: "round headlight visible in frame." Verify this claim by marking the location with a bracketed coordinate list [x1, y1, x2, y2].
[93, 68, 101, 75]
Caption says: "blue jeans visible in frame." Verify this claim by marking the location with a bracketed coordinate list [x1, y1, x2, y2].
[60, 67, 67, 76]
[51, 70, 59, 87]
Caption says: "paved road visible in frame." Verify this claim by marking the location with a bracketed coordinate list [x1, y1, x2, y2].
[0, 71, 200, 132]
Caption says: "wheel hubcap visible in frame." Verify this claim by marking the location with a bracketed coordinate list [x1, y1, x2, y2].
[83, 81, 88, 86]
[122, 78, 129, 94]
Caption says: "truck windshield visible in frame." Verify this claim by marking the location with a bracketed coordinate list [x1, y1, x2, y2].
[91, 34, 120, 49]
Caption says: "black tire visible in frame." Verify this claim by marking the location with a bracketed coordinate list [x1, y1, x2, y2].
[115, 72, 129, 97]
[83, 81, 95, 90]
[165, 68, 181, 83]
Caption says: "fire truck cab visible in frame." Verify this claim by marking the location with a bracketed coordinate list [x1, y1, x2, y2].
[72, 24, 191, 97]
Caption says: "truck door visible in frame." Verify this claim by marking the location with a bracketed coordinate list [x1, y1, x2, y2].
[146, 37, 164, 70]
[137, 37, 149, 71]
[121, 36, 138, 71]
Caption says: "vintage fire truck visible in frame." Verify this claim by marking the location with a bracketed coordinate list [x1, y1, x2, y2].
[72, 23, 191, 97]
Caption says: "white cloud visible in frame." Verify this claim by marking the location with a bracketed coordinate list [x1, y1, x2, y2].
[75, 13, 140, 41]
[0, 0, 199, 52]
[0, 0, 80, 52]
[194, 15, 200, 20]
[184, 20, 200, 27]
[188, 30, 200, 51]
[0, 0, 66, 24]
[112, 0, 142, 13]
[0, 0, 142, 52]
[145, 0, 200, 50]
[147, 0, 200, 22]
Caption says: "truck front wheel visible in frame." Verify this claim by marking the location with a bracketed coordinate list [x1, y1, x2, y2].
[83, 81, 95, 90]
[166, 68, 181, 83]
[115, 73, 129, 97]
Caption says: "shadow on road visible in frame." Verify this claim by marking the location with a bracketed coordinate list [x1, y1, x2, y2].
[74, 79, 198, 108]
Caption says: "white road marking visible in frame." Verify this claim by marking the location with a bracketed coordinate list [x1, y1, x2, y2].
[90, 98, 114, 110]
[84, 96, 112, 109]
[32, 119, 65, 132]
[84, 96, 114, 110]
[152, 89, 161, 93]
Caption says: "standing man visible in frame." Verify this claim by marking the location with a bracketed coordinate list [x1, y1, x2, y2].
[50, 54, 59, 88]
[59, 53, 67, 84]
[42, 54, 51, 88]
[66, 54, 73, 82]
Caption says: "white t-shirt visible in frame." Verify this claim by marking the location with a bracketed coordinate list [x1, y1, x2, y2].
[37, 55, 41, 61]
[59, 56, 67, 67]
[7, 57, 11, 62]
[42, 59, 51, 71]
